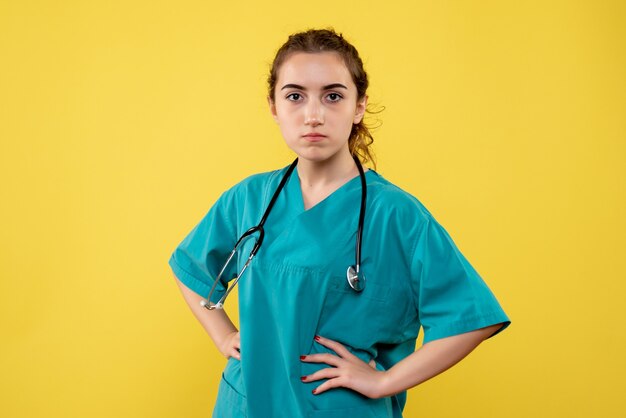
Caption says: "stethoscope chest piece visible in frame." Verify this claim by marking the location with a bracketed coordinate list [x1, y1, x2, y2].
[347, 265, 366, 292]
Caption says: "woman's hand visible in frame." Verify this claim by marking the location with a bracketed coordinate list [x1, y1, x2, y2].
[300, 335, 387, 399]
[218, 331, 241, 360]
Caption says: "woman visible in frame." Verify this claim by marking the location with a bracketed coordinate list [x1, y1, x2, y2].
[169, 28, 510, 418]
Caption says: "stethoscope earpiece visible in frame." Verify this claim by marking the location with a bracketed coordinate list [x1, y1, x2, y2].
[200, 299, 223, 310]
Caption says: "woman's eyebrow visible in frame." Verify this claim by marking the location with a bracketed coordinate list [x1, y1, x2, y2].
[280, 83, 348, 91]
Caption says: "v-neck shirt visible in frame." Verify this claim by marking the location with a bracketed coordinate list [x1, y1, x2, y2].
[168, 163, 511, 418]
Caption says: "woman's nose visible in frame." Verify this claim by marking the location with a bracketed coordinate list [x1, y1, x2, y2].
[304, 101, 324, 126]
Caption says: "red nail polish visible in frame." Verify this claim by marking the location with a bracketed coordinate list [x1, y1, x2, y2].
[312, 388, 317, 394]
[314, 335, 320, 341]
[300, 355, 306, 360]
[300, 376, 307, 381]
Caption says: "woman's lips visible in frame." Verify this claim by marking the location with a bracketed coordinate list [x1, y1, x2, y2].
[303, 133, 326, 142]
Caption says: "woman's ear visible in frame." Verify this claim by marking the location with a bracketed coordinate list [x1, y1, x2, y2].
[267, 96, 278, 123]
[353, 95, 368, 124]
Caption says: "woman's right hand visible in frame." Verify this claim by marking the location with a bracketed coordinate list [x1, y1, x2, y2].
[219, 331, 241, 360]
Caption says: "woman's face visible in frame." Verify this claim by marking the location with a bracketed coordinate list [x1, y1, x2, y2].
[268, 52, 367, 164]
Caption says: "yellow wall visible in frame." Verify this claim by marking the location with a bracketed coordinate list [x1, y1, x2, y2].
[1, 1, 624, 417]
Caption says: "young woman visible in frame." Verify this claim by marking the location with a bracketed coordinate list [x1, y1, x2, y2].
[169, 28, 510, 418]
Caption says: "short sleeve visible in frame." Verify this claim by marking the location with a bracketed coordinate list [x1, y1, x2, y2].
[411, 216, 511, 344]
[168, 189, 238, 303]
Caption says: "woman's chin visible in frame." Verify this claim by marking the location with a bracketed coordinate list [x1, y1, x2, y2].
[289, 147, 349, 165]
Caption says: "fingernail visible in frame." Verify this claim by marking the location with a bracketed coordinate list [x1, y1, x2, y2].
[300, 355, 306, 360]
[300, 376, 307, 381]
[312, 388, 317, 394]
[314, 335, 320, 341]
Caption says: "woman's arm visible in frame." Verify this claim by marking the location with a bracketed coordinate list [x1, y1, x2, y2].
[301, 323, 504, 398]
[174, 275, 241, 360]
[378, 323, 502, 397]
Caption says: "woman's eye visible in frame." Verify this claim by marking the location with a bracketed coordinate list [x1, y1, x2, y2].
[327, 93, 342, 102]
[286, 92, 342, 102]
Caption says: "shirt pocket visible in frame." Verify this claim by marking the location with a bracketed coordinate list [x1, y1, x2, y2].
[317, 275, 396, 350]
[307, 401, 393, 418]
[213, 371, 247, 418]
[326, 274, 391, 304]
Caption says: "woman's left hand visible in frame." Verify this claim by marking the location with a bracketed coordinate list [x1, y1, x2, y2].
[300, 335, 388, 399]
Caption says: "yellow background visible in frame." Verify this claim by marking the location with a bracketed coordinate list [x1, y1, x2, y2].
[1, 1, 624, 417]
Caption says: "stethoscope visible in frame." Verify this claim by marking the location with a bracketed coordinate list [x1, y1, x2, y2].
[201, 155, 367, 310]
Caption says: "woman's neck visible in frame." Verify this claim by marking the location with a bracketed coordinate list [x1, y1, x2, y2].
[296, 151, 362, 190]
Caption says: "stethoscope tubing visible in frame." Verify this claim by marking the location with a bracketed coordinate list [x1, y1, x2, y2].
[354, 154, 367, 276]
[202, 155, 367, 310]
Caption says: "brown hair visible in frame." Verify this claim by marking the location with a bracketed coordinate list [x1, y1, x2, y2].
[267, 28, 382, 169]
